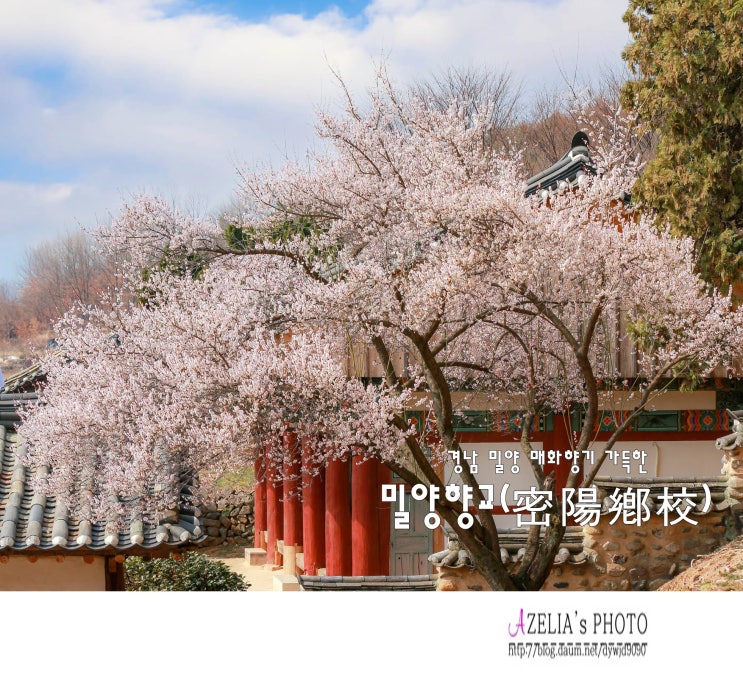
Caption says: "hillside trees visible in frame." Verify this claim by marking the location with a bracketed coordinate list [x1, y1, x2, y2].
[622, 0, 743, 287]
[0, 231, 117, 352]
[20, 230, 116, 330]
[19, 71, 743, 590]
[0, 282, 19, 343]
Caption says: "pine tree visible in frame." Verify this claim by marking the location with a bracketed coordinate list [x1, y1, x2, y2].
[622, 0, 743, 288]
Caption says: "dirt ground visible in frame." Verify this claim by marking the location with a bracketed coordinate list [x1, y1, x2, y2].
[659, 536, 743, 591]
[197, 539, 279, 591]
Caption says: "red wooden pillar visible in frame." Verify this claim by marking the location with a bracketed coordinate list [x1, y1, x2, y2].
[282, 432, 303, 546]
[325, 454, 351, 576]
[282, 431, 302, 573]
[301, 437, 325, 576]
[352, 451, 380, 576]
[377, 461, 392, 576]
[253, 456, 267, 550]
[266, 455, 284, 566]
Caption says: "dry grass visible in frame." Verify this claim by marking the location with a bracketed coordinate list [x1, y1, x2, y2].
[215, 466, 254, 490]
[659, 537, 743, 591]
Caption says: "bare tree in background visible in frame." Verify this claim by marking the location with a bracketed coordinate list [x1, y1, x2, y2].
[514, 68, 656, 177]
[0, 282, 19, 344]
[410, 65, 654, 180]
[19, 231, 116, 334]
[516, 87, 577, 176]
[411, 65, 522, 149]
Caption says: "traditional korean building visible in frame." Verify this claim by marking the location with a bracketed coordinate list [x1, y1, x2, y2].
[249, 133, 741, 587]
[0, 369, 204, 590]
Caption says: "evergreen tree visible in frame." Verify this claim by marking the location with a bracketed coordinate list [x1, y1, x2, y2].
[622, 0, 743, 288]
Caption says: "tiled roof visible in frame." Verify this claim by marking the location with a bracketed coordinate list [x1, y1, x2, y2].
[524, 131, 594, 198]
[298, 574, 437, 590]
[0, 395, 204, 555]
[593, 476, 734, 513]
[430, 527, 589, 569]
[0, 363, 47, 395]
[0, 393, 36, 428]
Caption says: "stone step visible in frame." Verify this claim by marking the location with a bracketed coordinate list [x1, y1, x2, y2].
[273, 574, 300, 592]
[244, 548, 267, 566]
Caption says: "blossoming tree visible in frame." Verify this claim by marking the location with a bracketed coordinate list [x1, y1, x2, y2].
[19, 71, 743, 590]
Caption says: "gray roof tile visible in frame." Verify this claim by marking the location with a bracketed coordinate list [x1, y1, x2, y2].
[0, 403, 204, 555]
[0, 364, 47, 395]
[524, 133, 595, 198]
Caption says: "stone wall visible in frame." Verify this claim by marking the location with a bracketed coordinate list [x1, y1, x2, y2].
[435, 485, 737, 591]
[544, 512, 727, 591]
[721, 439, 743, 503]
[201, 489, 255, 546]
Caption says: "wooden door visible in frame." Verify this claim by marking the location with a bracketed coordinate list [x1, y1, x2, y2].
[389, 494, 433, 575]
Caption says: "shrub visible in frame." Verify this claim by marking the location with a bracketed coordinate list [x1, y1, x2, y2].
[125, 552, 249, 591]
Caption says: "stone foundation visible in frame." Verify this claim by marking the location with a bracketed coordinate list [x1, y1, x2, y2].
[436, 511, 730, 591]
[201, 489, 255, 546]
[545, 513, 727, 591]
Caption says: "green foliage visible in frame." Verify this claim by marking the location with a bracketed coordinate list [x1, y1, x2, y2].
[225, 215, 318, 251]
[622, 0, 743, 288]
[225, 216, 341, 278]
[224, 223, 253, 252]
[125, 552, 249, 591]
[137, 245, 207, 306]
[716, 380, 743, 411]
[625, 316, 671, 354]
[626, 313, 705, 389]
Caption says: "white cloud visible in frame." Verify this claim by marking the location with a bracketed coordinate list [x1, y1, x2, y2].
[0, 180, 91, 277]
[40, 183, 75, 203]
[0, 0, 629, 282]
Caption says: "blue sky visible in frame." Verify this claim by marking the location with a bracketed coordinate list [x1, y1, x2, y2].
[197, 1, 371, 21]
[0, 0, 630, 285]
